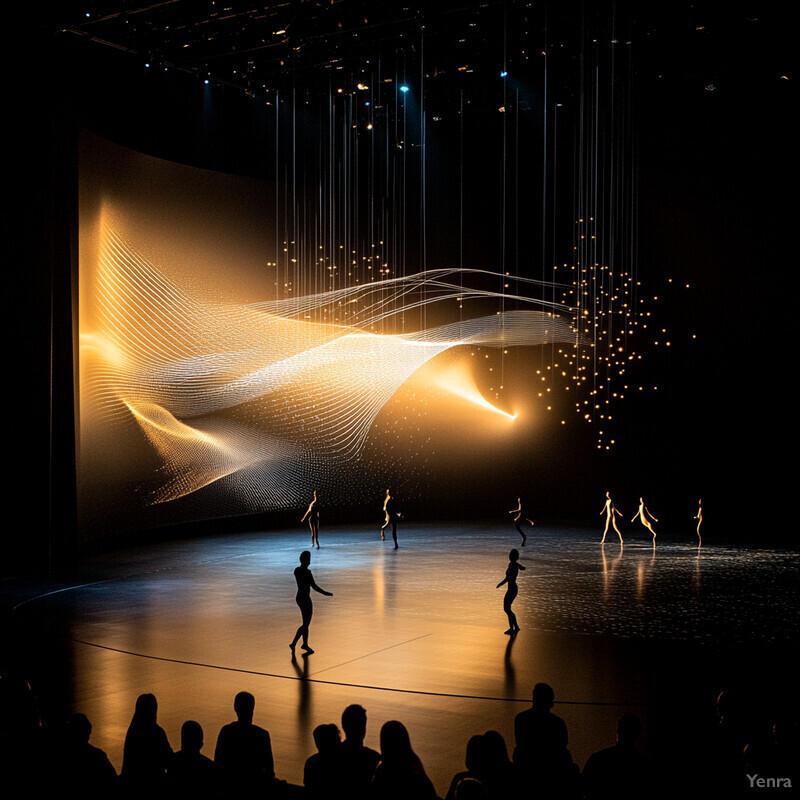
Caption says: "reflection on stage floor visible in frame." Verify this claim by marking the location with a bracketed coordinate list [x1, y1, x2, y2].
[9, 521, 799, 796]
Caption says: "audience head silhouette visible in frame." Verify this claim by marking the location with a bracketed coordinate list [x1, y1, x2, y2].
[342, 703, 368, 742]
[531, 682, 555, 711]
[68, 712, 92, 743]
[132, 692, 158, 724]
[313, 723, 341, 752]
[455, 776, 489, 799]
[380, 720, 413, 761]
[233, 691, 256, 723]
[180, 719, 204, 753]
[617, 713, 642, 746]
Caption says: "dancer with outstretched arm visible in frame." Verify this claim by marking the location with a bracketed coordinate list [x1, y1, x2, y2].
[496, 549, 525, 635]
[632, 497, 658, 542]
[289, 550, 332, 656]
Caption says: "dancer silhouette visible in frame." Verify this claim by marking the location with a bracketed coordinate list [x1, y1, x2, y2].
[694, 499, 703, 547]
[380, 489, 401, 549]
[508, 498, 534, 545]
[600, 492, 624, 544]
[631, 497, 658, 542]
[301, 491, 321, 549]
[496, 549, 525, 635]
[290, 550, 332, 655]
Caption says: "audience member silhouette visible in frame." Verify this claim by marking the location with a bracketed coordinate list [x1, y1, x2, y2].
[166, 719, 218, 799]
[371, 720, 437, 800]
[743, 714, 800, 791]
[479, 730, 520, 799]
[339, 703, 381, 799]
[60, 712, 118, 798]
[497, 549, 525, 635]
[214, 691, 275, 797]
[289, 550, 333, 656]
[703, 687, 752, 797]
[380, 489, 401, 549]
[445, 735, 490, 800]
[303, 723, 342, 799]
[454, 776, 490, 799]
[120, 693, 173, 797]
[581, 714, 654, 799]
[513, 683, 578, 798]
[6, 676, 797, 800]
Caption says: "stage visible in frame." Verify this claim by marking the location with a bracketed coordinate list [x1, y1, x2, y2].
[8, 521, 799, 796]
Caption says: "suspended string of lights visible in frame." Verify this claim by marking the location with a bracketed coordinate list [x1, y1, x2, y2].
[259, 3, 650, 450]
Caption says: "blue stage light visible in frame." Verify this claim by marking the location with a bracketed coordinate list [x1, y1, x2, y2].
[399, 85, 409, 93]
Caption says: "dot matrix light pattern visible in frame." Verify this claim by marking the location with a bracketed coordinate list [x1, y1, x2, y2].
[80, 225, 579, 510]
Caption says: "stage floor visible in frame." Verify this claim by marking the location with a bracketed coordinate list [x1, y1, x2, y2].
[8, 521, 800, 796]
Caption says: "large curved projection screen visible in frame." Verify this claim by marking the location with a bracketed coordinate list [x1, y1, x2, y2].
[77, 132, 575, 536]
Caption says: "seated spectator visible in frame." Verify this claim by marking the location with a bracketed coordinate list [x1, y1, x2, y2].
[581, 714, 654, 799]
[454, 776, 489, 800]
[513, 683, 578, 798]
[481, 730, 520, 798]
[121, 693, 173, 797]
[339, 704, 380, 799]
[214, 691, 274, 797]
[445, 735, 489, 800]
[167, 719, 218, 798]
[303, 723, 341, 798]
[371, 720, 437, 800]
[61, 713, 118, 798]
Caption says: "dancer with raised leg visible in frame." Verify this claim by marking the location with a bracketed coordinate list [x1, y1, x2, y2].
[632, 497, 658, 542]
[497, 549, 525, 635]
[600, 491, 624, 544]
[301, 491, 320, 549]
[289, 550, 332, 656]
[380, 489, 401, 549]
[509, 497, 534, 545]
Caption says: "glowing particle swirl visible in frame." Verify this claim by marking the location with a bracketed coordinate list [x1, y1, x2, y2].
[80, 225, 578, 508]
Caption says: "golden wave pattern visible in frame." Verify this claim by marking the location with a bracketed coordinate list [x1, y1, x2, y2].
[80, 227, 577, 506]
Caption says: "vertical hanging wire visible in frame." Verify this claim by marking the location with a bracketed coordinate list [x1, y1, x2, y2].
[420, 23, 427, 335]
[459, 88, 464, 324]
[500, 4, 508, 390]
[274, 90, 280, 303]
[592, 44, 600, 415]
[400, 55, 407, 333]
[574, 6, 586, 394]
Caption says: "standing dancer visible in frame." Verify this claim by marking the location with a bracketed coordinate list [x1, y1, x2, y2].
[380, 489, 401, 549]
[600, 491, 624, 544]
[694, 499, 703, 547]
[632, 497, 658, 542]
[508, 497, 534, 545]
[496, 549, 525, 635]
[289, 550, 332, 656]
[301, 491, 320, 549]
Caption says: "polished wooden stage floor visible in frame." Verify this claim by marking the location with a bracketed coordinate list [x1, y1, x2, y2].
[7, 521, 799, 796]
